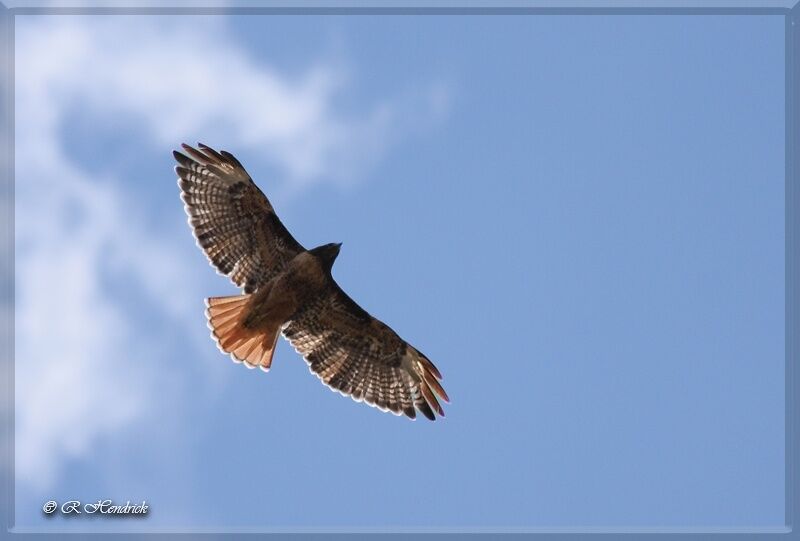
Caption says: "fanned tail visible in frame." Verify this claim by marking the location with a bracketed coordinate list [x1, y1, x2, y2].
[205, 295, 279, 372]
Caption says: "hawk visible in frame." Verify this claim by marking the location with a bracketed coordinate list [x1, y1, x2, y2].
[174, 143, 449, 420]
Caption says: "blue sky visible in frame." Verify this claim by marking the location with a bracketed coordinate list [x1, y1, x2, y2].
[14, 13, 784, 530]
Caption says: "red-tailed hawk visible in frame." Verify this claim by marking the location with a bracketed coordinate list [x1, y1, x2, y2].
[174, 143, 449, 420]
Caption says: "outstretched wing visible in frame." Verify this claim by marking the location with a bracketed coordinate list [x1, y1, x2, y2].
[283, 283, 449, 421]
[174, 143, 304, 293]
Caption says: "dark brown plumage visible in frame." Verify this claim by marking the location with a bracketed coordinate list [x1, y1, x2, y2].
[175, 143, 448, 420]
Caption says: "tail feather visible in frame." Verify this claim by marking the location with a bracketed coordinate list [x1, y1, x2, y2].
[215, 317, 241, 336]
[205, 295, 279, 372]
[233, 336, 262, 367]
[208, 302, 246, 319]
[209, 295, 248, 306]
[213, 308, 243, 327]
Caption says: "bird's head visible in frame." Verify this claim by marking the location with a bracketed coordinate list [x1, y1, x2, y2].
[310, 242, 342, 272]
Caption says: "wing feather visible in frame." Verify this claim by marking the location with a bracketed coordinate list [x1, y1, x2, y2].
[174, 143, 304, 293]
[283, 282, 448, 421]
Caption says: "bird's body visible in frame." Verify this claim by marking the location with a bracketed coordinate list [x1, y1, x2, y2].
[175, 143, 448, 420]
[241, 249, 330, 337]
[205, 246, 338, 371]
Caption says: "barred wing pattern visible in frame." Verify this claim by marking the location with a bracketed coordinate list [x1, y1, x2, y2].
[283, 284, 449, 420]
[174, 143, 304, 293]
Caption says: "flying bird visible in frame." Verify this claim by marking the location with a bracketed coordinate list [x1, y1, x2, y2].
[174, 143, 449, 420]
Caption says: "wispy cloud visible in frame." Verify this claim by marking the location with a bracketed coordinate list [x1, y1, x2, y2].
[14, 14, 449, 493]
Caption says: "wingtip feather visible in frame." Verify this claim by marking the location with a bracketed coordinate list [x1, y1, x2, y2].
[424, 371, 450, 403]
[420, 381, 444, 417]
[418, 401, 436, 421]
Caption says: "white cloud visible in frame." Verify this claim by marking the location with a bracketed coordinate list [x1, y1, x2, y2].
[14, 14, 449, 492]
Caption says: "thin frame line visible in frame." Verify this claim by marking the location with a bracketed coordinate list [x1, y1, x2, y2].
[5, 3, 792, 536]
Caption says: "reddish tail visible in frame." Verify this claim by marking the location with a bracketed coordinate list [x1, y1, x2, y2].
[205, 295, 279, 372]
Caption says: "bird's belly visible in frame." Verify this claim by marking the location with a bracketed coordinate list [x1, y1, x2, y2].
[243, 263, 325, 330]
